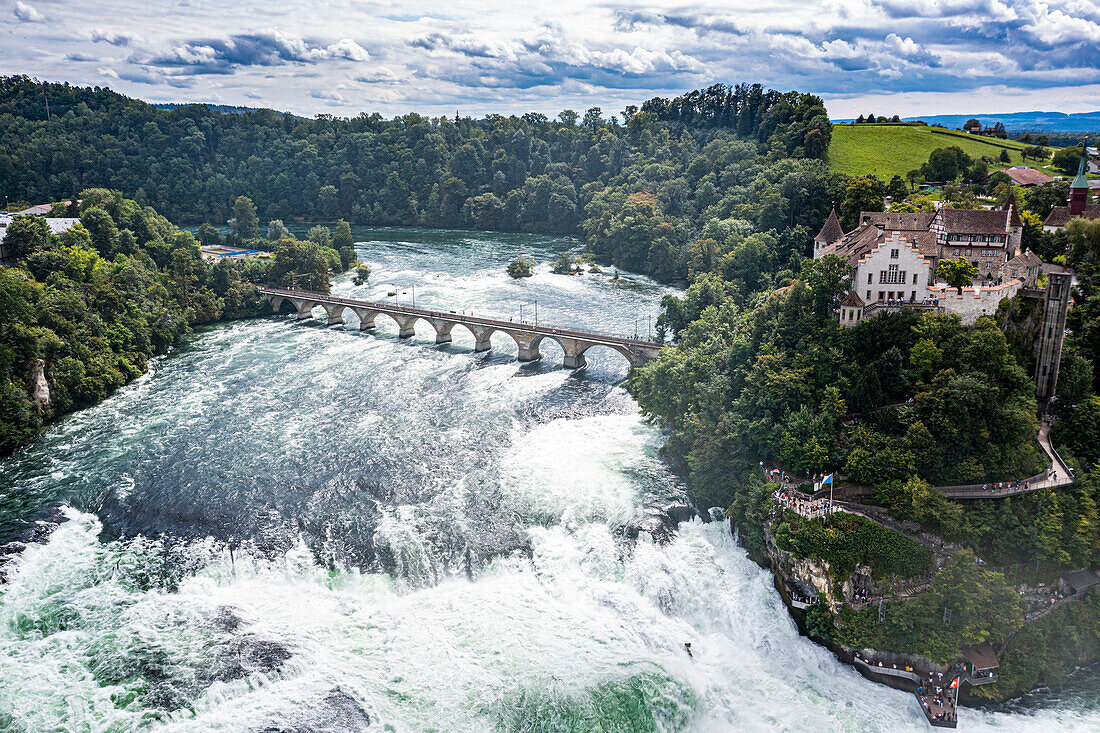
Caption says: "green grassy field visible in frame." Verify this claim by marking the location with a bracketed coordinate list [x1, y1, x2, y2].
[827, 123, 1061, 181]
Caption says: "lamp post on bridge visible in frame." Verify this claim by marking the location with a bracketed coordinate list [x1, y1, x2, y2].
[633, 314, 651, 341]
[519, 300, 538, 327]
[290, 272, 314, 291]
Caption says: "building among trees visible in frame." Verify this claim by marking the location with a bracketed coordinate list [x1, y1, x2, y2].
[814, 204, 1042, 326]
[1043, 151, 1100, 231]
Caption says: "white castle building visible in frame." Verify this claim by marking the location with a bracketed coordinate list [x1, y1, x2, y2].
[814, 206, 1041, 326]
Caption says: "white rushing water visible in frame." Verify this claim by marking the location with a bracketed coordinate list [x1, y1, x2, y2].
[1, 228, 1097, 731]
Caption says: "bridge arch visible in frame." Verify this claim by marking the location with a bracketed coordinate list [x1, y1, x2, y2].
[445, 322, 498, 352]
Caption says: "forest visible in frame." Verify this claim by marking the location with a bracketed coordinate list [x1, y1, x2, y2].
[0, 77, 838, 284]
[0, 189, 354, 456]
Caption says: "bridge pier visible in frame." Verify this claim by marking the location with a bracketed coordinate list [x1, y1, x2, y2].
[324, 304, 346, 326]
[392, 314, 417, 339]
[295, 300, 317, 320]
[558, 337, 589, 370]
[469, 325, 494, 352]
[352, 308, 377, 331]
[513, 333, 541, 362]
[432, 320, 454, 344]
[563, 352, 586, 369]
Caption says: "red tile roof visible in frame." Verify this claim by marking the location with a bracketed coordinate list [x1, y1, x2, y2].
[815, 208, 844, 244]
[1044, 204, 1100, 228]
[997, 167, 1052, 186]
[937, 208, 1014, 235]
[840, 291, 865, 307]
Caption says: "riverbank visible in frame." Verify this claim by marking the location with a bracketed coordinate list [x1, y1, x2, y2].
[728, 505, 1100, 707]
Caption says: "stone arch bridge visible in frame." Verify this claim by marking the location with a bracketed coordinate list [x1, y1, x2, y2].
[258, 287, 663, 369]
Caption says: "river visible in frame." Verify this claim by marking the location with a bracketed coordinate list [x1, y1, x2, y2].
[0, 228, 1097, 731]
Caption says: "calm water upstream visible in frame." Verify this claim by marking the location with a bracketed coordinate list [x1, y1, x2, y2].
[0, 228, 1097, 731]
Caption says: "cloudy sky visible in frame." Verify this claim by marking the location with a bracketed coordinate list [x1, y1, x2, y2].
[4, 0, 1099, 119]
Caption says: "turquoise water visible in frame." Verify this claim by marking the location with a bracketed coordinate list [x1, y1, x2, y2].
[0, 228, 1096, 731]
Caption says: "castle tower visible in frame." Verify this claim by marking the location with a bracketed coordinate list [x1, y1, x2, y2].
[1069, 151, 1089, 216]
[813, 208, 843, 258]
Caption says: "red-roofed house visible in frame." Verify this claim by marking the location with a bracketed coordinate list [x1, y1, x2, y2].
[991, 166, 1052, 187]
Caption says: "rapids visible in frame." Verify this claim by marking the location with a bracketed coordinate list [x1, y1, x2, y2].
[0, 228, 1097, 731]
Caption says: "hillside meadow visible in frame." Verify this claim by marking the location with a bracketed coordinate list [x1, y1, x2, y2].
[828, 123, 1061, 181]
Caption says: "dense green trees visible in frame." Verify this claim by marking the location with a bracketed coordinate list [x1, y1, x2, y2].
[506, 257, 534, 278]
[921, 146, 972, 182]
[0, 77, 839, 283]
[633, 278, 1044, 508]
[0, 188, 356, 455]
[1052, 145, 1084, 174]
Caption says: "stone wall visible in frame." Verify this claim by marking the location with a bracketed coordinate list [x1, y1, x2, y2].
[938, 280, 1022, 324]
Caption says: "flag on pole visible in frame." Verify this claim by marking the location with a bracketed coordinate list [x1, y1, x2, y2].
[948, 677, 959, 689]
[822, 474, 833, 486]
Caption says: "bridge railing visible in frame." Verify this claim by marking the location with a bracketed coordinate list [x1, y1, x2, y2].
[258, 286, 663, 349]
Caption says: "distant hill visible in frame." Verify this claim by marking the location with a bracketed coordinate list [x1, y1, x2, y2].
[884, 111, 1100, 133]
[152, 102, 291, 116]
[827, 123, 1063, 181]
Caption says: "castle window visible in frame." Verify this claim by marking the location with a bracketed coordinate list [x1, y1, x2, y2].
[880, 264, 903, 284]
[912, 273, 918, 284]
[890, 248, 899, 259]
[868, 272, 873, 284]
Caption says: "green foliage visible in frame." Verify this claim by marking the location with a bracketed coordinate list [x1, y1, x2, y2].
[936, 257, 979, 290]
[196, 222, 222, 247]
[838, 176, 884, 231]
[0, 190, 274, 456]
[353, 262, 371, 287]
[1065, 217, 1100, 394]
[551, 251, 577, 275]
[506, 256, 535, 279]
[270, 236, 339, 292]
[843, 425, 915, 485]
[837, 550, 1022, 664]
[0, 77, 831, 284]
[230, 196, 259, 240]
[922, 146, 973, 182]
[878, 477, 963, 537]
[988, 593, 1100, 699]
[333, 219, 354, 249]
[1052, 145, 1083, 175]
[266, 219, 289, 241]
[1, 215, 55, 261]
[775, 511, 932, 580]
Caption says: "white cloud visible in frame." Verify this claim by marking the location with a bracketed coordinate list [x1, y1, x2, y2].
[13, 2, 43, 22]
[326, 39, 370, 62]
[0, 0, 1096, 118]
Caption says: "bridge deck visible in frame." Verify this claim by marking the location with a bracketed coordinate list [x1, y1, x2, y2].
[258, 286, 662, 350]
